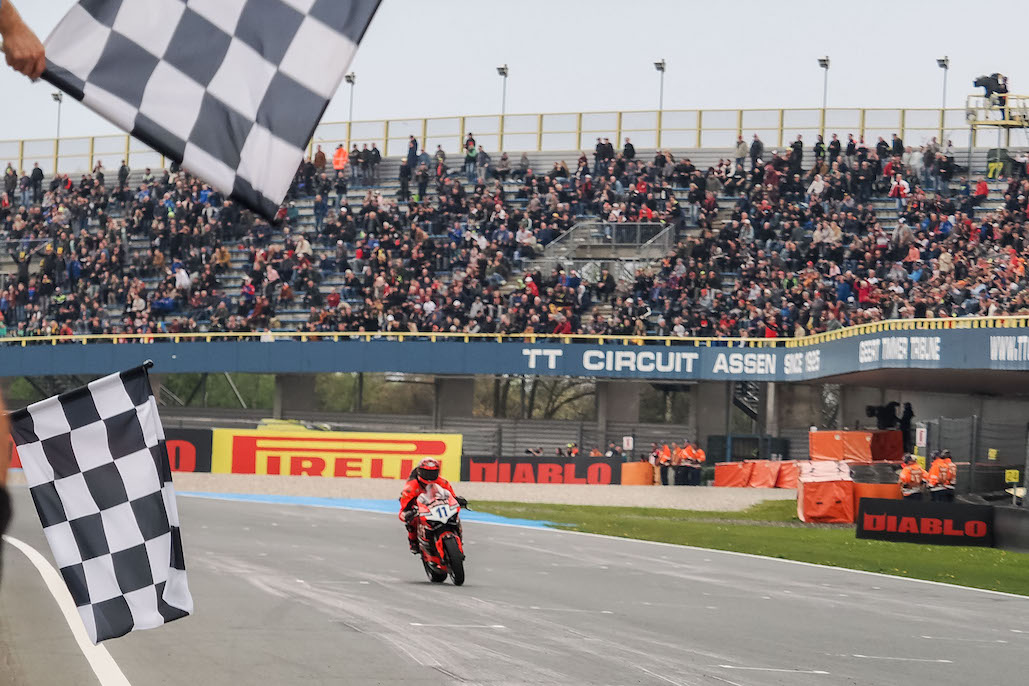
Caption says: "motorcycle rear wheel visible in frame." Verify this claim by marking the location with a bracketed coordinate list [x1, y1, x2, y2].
[442, 537, 465, 586]
[423, 557, 447, 583]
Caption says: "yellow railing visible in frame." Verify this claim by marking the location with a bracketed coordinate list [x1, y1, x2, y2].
[3, 316, 1027, 349]
[0, 105, 984, 177]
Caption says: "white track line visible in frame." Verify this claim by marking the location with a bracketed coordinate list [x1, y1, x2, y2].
[3, 535, 132, 686]
[919, 635, 1007, 643]
[179, 492, 1029, 601]
[409, 623, 505, 628]
[850, 654, 952, 663]
[636, 665, 695, 686]
[718, 665, 830, 674]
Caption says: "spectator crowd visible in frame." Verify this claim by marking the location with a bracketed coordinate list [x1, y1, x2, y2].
[2, 128, 1029, 341]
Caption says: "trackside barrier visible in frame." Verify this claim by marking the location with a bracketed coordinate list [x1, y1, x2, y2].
[5, 316, 1029, 382]
[26, 428, 464, 482]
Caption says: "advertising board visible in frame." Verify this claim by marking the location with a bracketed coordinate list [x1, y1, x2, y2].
[856, 498, 994, 546]
[209, 429, 462, 481]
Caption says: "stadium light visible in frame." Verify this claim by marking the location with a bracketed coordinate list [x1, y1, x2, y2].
[818, 56, 830, 115]
[344, 72, 356, 147]
[52, 92, 64, 173]
[497, 65, 509, 151]
[937, 56, 950, 113]
[654, 59, 666, 112]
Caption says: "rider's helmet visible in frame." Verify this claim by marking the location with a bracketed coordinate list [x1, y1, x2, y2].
[416, 458, 441, 485]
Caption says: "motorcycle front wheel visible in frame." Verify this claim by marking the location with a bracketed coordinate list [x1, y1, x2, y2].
[423, 557, 447, 583]
[442, 537, 465, 586]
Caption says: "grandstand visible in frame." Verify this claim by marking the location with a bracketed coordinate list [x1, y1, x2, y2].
[2, 111, 1026, 342]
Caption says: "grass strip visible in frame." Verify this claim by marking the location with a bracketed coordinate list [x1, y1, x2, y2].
[472, 500, 1029, 596]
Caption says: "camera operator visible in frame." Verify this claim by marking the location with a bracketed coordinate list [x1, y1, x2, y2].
[975, 73, 1010, 119]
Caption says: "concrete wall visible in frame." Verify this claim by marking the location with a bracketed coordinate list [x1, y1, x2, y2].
[753, 383, 1029, 434]
[596, 380, 643, 441]
[839, 386, 1029, 429]
[273, 374, 319, 419]
[434, 378, 476, 426]
[691, 382, 730, 446]
[770, 384, 823, 431]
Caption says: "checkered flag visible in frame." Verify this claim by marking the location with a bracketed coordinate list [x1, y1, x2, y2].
[8, 364, 192, 644]
[42, 0, 381, 219]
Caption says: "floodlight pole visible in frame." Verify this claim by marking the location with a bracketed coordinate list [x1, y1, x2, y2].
[344, 72, 356, 149]
[938, 56, 950, 142]
[654, 59, 666, 148]
[497, 65, 509, 151]
[818, 57, 830, 136]
[53, 92, 64, 173]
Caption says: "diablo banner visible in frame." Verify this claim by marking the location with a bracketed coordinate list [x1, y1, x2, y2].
[463, 454, 622, 484]
[10, 428, 213, 473]
[856, 498, 995, 547]
[210, 428, 462, 482]
[165, 428, 214, 473]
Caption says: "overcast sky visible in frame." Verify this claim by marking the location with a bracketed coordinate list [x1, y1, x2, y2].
[2, 0, 1026, 146]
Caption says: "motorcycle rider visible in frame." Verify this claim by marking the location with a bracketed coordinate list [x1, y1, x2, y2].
[399, 458, 467, 554]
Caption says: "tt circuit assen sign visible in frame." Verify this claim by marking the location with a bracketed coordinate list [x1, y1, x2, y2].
[512, 328, 1013, 381]
[520, 344, 810, 381]
[7, 325, 1029, 381]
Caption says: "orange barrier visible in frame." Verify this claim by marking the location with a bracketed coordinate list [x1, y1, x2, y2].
[865, 431, 903, 462]
[799, 480, 855, 523]
[853, 482, 902, 509]
[714, 461, 800, 488]
[809, 430, 903, 463]
[748, 461, 781, 488]
[809, 431, 844, 461]
[620, 461, 654, 485]
[714, 462, 755, 487]
[775, 461, 800, 489]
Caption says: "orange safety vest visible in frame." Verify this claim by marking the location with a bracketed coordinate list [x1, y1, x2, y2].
[674, 447, 690, 465]
[693, 448, 706, 464]
[928, 458, 957, 488]
[943, 459, 957, 487]
[899, 464, 925, 493]
[659, 444, 672, 465]
[332, 147, 348, 171]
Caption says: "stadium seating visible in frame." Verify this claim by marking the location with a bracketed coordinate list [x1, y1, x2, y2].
[1, 136, 1026, 339]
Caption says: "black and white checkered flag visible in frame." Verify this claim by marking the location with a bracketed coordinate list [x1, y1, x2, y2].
[42, 0, 380, 219]
[9, 364, 192, 644]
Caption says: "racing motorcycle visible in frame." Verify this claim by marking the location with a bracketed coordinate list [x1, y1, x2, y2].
[414, 484, 467, 586]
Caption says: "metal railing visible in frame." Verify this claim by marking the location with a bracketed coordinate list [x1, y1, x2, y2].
[0, 105, 1003, 178]
[545, 221, 670, 261]
[2, 315, 1028, 349]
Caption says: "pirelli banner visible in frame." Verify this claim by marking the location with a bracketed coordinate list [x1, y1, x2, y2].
[210, 428, 462, 481]
[17, 427, 463, 481]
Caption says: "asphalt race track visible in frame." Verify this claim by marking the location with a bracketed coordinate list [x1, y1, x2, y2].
[2, 487, 1028, 686]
